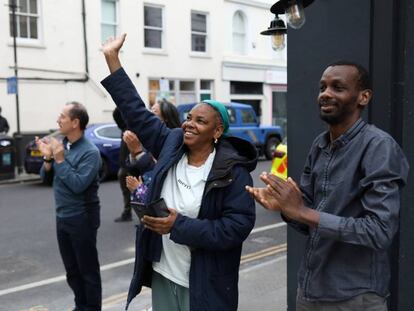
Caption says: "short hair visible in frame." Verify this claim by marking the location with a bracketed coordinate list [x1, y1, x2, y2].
[66, 101, 89, 130]
[158, 99, 181, 129]
[327, 60, 371, 90]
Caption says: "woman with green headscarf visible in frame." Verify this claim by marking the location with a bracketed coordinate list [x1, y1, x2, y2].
[101, 34, 258, 311]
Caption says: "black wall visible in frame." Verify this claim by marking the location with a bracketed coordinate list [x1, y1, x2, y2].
[286, 0, 414, 309]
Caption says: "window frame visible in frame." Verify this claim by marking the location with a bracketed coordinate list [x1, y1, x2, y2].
[232, 10, 246, 55]
[101, 0, 119, 43]
[190, 10, 209, 55]
[148, 78, 215, 106]
[9, 0, 42, 45]
[240, 109, 257, 125]
[199, 80, 213, 101]
[143, 3, 165, 51]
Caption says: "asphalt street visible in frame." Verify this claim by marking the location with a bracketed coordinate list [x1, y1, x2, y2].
[0, 160, 287, 311]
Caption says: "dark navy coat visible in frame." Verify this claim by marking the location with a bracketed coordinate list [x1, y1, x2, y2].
[102, 68, 258, 310]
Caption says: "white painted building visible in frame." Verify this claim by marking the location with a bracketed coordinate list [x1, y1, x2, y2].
[0, 0, 286, 134]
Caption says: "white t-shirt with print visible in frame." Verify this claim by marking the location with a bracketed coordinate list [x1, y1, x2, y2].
[153, 149, 216, 288]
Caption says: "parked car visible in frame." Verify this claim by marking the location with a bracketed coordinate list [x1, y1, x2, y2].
[177, 102, 284, 159]
[270, 138, 287, 180]
[24, 123, 122, 181]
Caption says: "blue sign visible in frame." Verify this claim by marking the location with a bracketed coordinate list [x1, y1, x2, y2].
[7, 76, 17, 94]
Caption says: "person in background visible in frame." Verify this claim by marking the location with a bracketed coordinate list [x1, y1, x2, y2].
[113, 99, 181, 222]
[101, 34, 258, 311]
[113, 107, 133, 222]
[246, 61, 409, 311]
[36, 102, 102, 311]
[0, 106, 10, 134]
[151, 98, 181, 129]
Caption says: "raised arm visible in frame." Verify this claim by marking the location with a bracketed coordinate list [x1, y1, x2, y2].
[102, 34, 125, 74]
[101, 34, 174, 158]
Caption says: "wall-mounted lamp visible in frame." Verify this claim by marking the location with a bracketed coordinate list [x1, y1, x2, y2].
[260, 15, 287, 51]
[271, 0, 314, 29]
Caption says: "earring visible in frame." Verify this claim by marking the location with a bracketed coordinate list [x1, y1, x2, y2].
[214, 138, 218, 144]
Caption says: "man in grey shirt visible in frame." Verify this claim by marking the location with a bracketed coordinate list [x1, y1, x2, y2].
[246, 61, 409, 311]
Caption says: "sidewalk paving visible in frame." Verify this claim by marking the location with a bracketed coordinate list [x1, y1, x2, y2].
[0, 172, 40, 185]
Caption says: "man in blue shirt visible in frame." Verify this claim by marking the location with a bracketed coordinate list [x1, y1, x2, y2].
[37, 102, 102, 311]
[247, 61, 409, 311]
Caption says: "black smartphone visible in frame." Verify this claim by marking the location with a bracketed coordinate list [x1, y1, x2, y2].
[147, 198, 170, 218]
[130, 198, 170, 219]
[131, 202, 146, 219]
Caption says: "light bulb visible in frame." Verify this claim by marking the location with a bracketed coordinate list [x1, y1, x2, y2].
[271, 33, 285, 51]
[286, 0, 306, 29]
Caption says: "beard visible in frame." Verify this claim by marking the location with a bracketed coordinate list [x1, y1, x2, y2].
[319, 111, 344, 125]
[319, 100, 358, 125]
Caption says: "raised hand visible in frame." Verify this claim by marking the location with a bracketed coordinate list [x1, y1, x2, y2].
[123, 130, 143, 157]
[245, 183, 282, 211]
[50, 137, 65, 164]
[102, 33, 127, 73]
[126, 175, 141, 193]
[35, 136, 52, 159]
[102, 33, 126, 56]
[260, 173, 306, 221]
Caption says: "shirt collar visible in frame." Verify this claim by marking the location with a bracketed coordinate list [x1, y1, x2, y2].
[318, 118, 366, 149]
[63, 135, 85, 150]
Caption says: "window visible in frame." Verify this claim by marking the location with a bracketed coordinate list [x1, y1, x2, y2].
[9, 0, 40, 40]
[227, 108, 237, 124]
[230, 81, 263, 95]
[232, 11, 246, 54]
[101, 0, 118, 42]
[95, 125, 122, 140]
[148, 78, 213, 106]
[241, 109, 257, 124]
[191, 12, 207, 52]
[200, 80, 213, 101]
[179, 81, 196, 103]
[272, 91, 287, 134]
[149, 79, 175, 107]
[144, 5, 163, 49]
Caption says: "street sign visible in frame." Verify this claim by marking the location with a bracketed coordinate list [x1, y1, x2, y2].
[7, 77, 17, 94]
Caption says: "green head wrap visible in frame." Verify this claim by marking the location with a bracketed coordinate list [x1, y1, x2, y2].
[201, 100, 230, 135]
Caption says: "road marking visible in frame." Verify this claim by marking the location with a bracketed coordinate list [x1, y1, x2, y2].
[241, 244, 287, 264]
[100, 243, 287, 308]
[0, 222, 286, 297]
[240, 255, 287, 274]
[251, 222, 286, 234]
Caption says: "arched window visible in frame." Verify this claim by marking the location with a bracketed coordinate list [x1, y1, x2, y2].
[232, 11, 246, 54]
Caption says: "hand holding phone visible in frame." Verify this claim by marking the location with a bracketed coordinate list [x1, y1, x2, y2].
[131, 198, 170, 219]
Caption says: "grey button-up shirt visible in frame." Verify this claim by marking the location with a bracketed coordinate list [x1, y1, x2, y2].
[290, 119, 409, 301]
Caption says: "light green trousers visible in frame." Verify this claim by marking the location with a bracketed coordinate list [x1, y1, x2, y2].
[151, 271, 190, 311]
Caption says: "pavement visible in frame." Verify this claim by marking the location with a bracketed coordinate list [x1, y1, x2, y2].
[0, 172, 41, 185]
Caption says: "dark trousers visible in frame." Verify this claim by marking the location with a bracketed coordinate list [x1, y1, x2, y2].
[296, 289, 388, 311]
[57, 211, 102, 311]
[118, 167, 131, 215]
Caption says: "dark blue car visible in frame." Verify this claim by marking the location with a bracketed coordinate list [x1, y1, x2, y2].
[24, 123, 121, 181]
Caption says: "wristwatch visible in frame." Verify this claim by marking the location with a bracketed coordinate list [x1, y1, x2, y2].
[43, 156, 53, 163]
